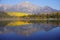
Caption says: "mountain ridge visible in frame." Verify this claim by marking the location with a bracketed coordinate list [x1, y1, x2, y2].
[0, 2, 60, 14]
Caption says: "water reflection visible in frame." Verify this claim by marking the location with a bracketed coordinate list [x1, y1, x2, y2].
[0, 20, 60, 36]
[7, 21, 31, 26]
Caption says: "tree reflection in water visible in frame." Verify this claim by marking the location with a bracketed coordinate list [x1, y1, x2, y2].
[0, 20, 60, 36]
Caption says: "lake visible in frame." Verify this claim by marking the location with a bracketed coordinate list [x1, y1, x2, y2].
[0, 20, 60, 40]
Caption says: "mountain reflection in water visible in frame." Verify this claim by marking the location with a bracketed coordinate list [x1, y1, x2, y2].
[0, 20, 60, 36]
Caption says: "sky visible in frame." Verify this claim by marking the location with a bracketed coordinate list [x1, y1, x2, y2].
[0, 0, 60, 10]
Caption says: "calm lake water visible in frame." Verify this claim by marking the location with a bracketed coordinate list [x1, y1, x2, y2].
[0, 20, 60, 40]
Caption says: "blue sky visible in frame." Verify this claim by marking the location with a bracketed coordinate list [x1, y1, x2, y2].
[0, 0, 60, 10]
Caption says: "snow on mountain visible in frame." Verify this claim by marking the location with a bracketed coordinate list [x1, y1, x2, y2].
[0, 2, 59, 14]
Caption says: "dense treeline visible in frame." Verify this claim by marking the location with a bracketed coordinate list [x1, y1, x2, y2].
[0, 11, 17, 18]
[20, 12, 60, 19]
[0, 11, 10, 18]
[0, 11, 60, 19]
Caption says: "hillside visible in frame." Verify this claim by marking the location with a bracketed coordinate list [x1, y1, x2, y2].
[20, 12, 60, 19]
[0, 11, 10, 18]
[7, 12, 30, 17]
[0, 11, 30, 18]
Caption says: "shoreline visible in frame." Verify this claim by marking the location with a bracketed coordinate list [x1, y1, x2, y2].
[0, 18, 60, 21]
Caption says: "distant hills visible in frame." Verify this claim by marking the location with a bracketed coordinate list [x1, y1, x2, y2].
[0, 2, 60, 14]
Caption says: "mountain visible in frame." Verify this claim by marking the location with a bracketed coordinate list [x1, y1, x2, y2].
[39, 6, 59, 12]
[0, 4, 10, 11]
[0, 2, 59, 14]
[6, 2, 41, 14]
